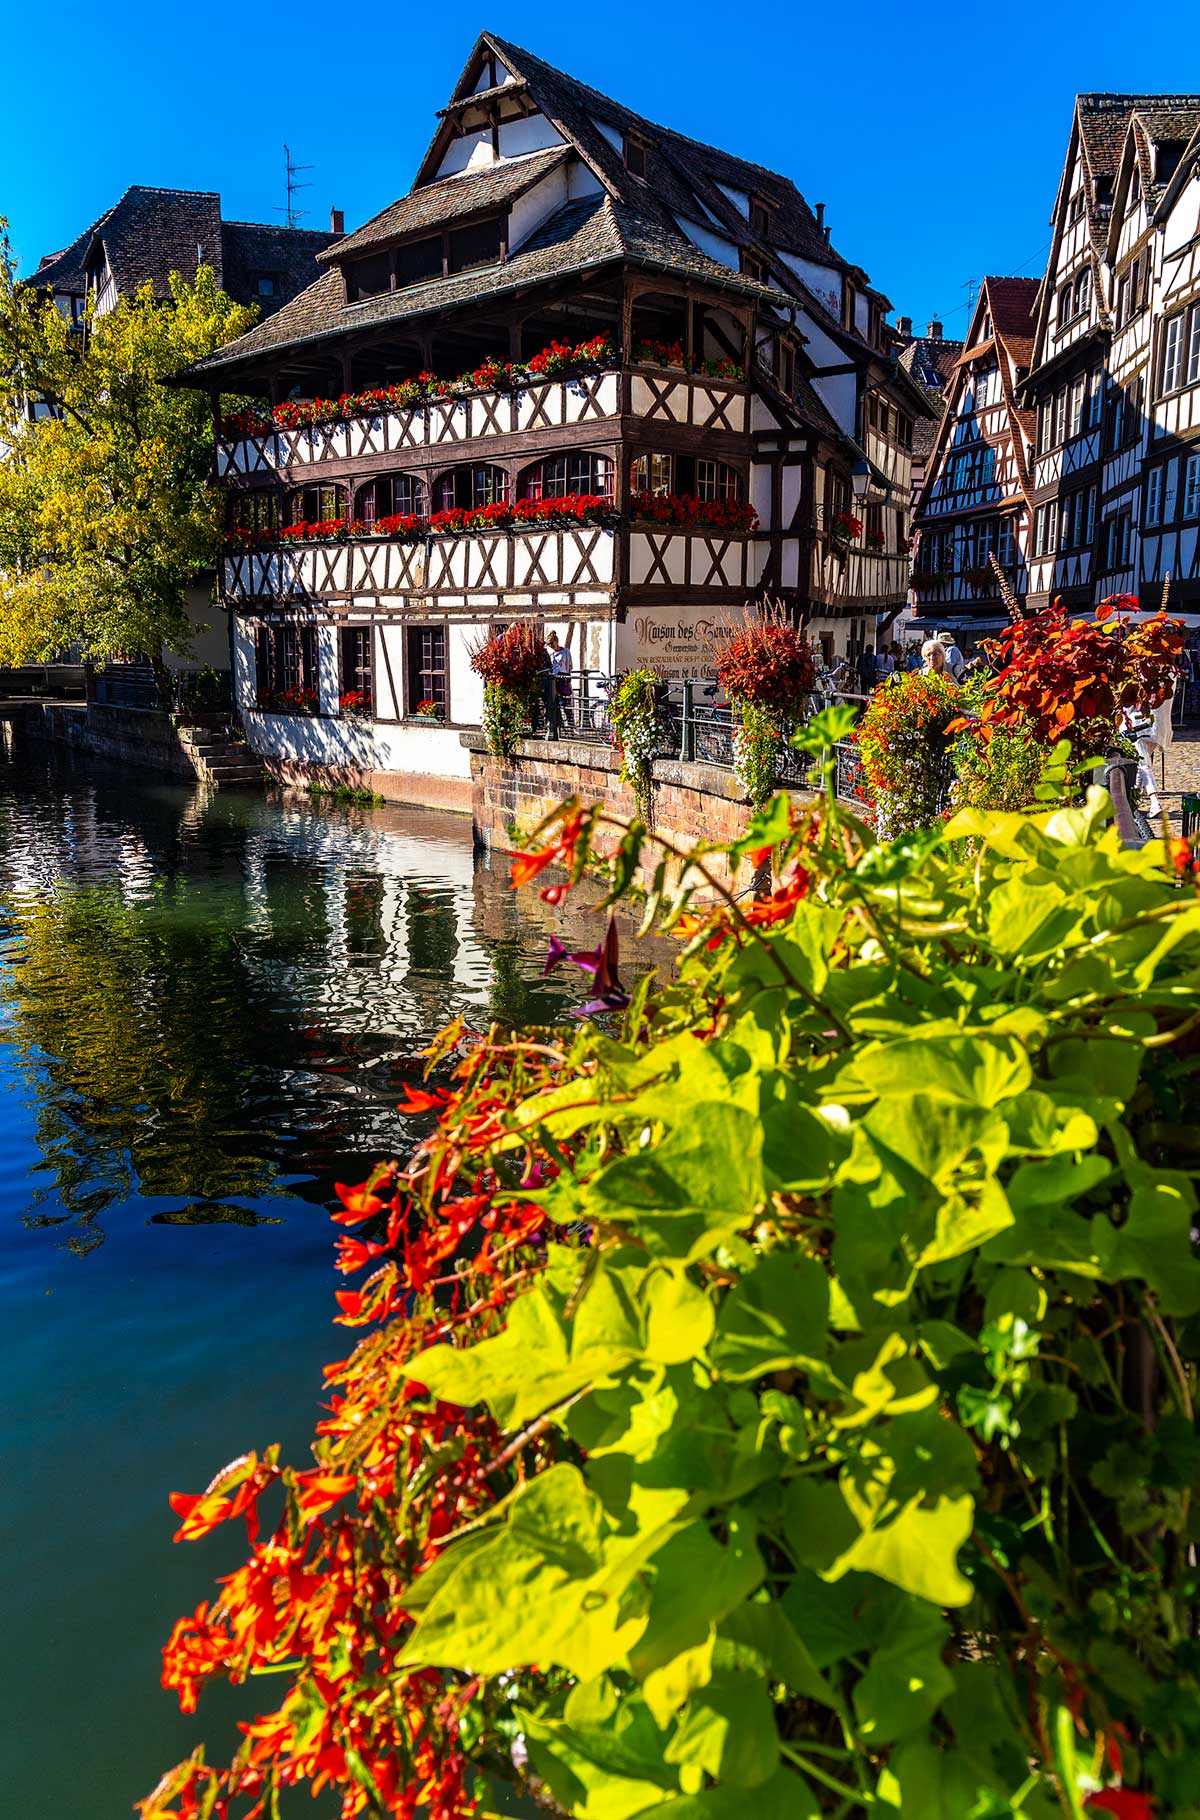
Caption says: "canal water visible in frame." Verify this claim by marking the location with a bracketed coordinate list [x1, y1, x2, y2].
[0, 735, 616, 1819]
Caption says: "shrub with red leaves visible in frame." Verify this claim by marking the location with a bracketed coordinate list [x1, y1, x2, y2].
[468, 623, 545, 693]
[716, 614, 815, 712]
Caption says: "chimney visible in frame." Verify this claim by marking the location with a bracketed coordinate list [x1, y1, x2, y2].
[896, 315, 912, 337]
[814, 202, 825, 234]
[330, 207, 345, 236]
[927, 319, 943, 339]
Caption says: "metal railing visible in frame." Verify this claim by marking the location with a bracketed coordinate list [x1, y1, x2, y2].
[525, 671, 867, 798]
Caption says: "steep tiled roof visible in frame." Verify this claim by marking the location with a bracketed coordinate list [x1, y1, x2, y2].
[899, 335, 963, 391]
[185, 193, 793, 380]
[480, 34, 846, 269]
[984, 276, 1038, 370]
[32, 187, 334, 313]
[324, 146, 570, 259]
[1074, 94, 1200, 246]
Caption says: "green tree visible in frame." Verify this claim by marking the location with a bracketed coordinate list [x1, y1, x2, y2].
[0, 218, 255, 696]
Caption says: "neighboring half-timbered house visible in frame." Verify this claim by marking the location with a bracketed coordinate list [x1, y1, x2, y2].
[909, 279, 1037, 640]
[177, 31, 930, 804]
[1022, 94, 1200, 613]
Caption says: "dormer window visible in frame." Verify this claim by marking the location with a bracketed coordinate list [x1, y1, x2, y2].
[749, 196, 772, 237]
[349, 252, 393, 300]
[347, 217, 506, 301]
[1129, 168, 1142, 210]
[255, 274, 278, 298]
[624, 134, 648, 179]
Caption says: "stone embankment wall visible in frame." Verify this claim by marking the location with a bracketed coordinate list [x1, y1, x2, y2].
[463, 733, 809, 884]
[13, 703, 204, 779]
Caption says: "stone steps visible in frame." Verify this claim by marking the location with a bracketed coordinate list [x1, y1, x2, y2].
[177, 721, 264, 788]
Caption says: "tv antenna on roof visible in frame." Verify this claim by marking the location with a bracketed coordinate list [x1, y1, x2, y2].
[273, 144, 313, 229]
[961, 275, 978, 322]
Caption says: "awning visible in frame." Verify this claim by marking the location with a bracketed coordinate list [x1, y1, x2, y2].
[905, 616, 1011, 636]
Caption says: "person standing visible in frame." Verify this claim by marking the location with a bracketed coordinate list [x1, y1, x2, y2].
[921, 639, 949, 676]
[856, 644, 877, 696]
[937, 630, 966, 681]
[876, 644, 895, 680]
[546, 631, 575, 735]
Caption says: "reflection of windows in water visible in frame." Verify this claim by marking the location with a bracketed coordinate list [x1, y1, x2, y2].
[344, 872, 386, 956]
[261, 856, 330, 945]
[406, 885, 458, 978]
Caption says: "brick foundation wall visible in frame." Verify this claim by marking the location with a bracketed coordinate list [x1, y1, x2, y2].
[463, 733, 813, 887]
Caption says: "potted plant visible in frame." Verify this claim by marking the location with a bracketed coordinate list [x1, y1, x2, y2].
[830, 510, 863, 550]
[468, 623, 546, 758]
[339, 689, 371, 719]
[413, 699, 443, 721]
[715, 607, 817, 808]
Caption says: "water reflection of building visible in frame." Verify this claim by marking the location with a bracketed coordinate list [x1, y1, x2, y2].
[0, 758, 602, 1254]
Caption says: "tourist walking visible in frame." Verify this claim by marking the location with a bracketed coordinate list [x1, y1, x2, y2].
[546, 631, 575, 736]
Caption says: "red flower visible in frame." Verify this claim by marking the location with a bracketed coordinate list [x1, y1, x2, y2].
[1085, 1793, 1154, 1818]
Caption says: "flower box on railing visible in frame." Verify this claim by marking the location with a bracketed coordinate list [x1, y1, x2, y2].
[219, 335, 616, 442]
[257, 687, 318, 716]
[629, 492, 759, 534]
[339, 690, 372, 719]
[633, 340, 743, 381]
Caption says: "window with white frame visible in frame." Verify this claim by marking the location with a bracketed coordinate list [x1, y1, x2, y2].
[1069, 375, 1086, 437]
[519, 452, 614, 501]
[1088, 368, 1104, 428]
[1184, 453, 1200, 520]
[1038, 398, 1053, 453]
[1053, 387, 1068, 445]
[695, 459, 743, 501]
[997, 519, 1015, 567]
[1034, 501, 1059, 557]
[1103, 512, 1132, 571]
[1163, 315, 1184, 394]
[1187, 303, 1200, 387]
[631, 452, 673, 495]
[1074, 269, 1090, 317]
[1145, 466, 1163, 528]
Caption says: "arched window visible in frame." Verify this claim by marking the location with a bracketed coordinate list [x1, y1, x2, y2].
[433, 464, 510, 512]
[289, 482, 346, 525]
[357, 473, 427, 526]
[228, 492, 279, 533]
[695, 459, 742, 502]
[518, 452, 614, 501]
[631, 452, 673, 495]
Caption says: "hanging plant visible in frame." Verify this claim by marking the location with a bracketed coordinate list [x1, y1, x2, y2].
[715, 608, 817, 808]
[469, 623, 545, 759]
[856, 669, 961, 835]
[610, 668, 667, 823]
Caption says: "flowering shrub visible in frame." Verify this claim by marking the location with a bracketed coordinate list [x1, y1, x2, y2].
[338, 688, 370, 718]
[953, 597, 1185, 762]
[430, 495, 616, 536]
[256, 684, 317, 715]
[630, 490, 759, 533]
[143, 751, 1200, 1820]
[609, 667, 669, 821]
[279, 518, 349, 544]
[715, 613, 817, 808]
[831, 509, 863, 543]
[370, 512, 425, 541]
[220, 337, 617, 441]
[856, 667, 961, 834]
[634, 337, 685, 368]
[469, 622, 545, 757]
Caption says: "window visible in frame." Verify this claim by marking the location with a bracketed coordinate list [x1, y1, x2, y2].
[624, 134, 647, 178]
[1074, 269, 1090, 317]
[1069, 190, 1085, 223]
[631, 452, 673, 495]
[741, 250, 767, 283]
[519, 452, 614, 500]
[448, 218, 502, 274]
[358, 473, 427, 525]
[1187, 303, 1200, 386]
[918, 529, 952, 574]
[1034, 500, 1059, 557]
[1053, 386, 1068, 446]
[290, 483, 346, 524]
[229, 492, 279, 533]
[1087, 367, 1104, 428]
[1183, 452, 1200, 519]
[339, 626, 373, 712]
[865, 502, 885, 548]
[406, 624, 446, 718]
[896, 411, 912, 450]
[1038, 398, 1053, 453]
[1105, 383, 1125, 453]
[749, 197, 772, 237]
[1163, 315, 1184, 393]
[1061, 486, 1096, 549]
[1057, 284, 1073, 329]
[256, 274, 277, 298]
[349, 252, 392, 300]
[256, 624, 318, 704]
[1129, 167, 1142, 210]
[394, 236, 443, 289]
[997, 519, 1015, 567]
[433, 464, 510, 511]
[1145, 466, 1163, 528]
[696, 459, 743, 502]
[1069, 374, 1086, 438]
[1102, 512, 1132, 571]
[1116, 272, 1131, 328]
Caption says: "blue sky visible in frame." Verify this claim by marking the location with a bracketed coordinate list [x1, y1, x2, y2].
[2, 0, 1192, 338]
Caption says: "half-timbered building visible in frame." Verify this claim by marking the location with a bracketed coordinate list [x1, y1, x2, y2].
[177, 31, 931, 805]
[909, 279, 1037, 641]
[1022, 95, 1200, 613]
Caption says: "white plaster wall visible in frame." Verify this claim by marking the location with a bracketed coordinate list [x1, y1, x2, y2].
[591, 118, 622, 152]
[449, 624, 484, 725]
[779, 253, 842, 318]
[567, 163, 604, 202]
[499, 115, 564, 158]
[317, 624, 340, 715]
[814, 372, 857, 438]
[437, 130, 493, 177]
[243, 712, 472, 782]
[674, 216, 738, 270]
[165, 582, 230, 673]
[715, 182, 749, 218]
[509, 166, 569, 251]
[376, 625, 404, 719]
[233, 618, 256, 709]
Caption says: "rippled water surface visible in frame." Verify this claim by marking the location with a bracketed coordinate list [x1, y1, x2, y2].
[0, 734, 609, 1819]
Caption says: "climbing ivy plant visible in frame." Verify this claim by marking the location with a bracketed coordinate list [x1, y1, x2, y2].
[144, 714, 1200, 1820]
